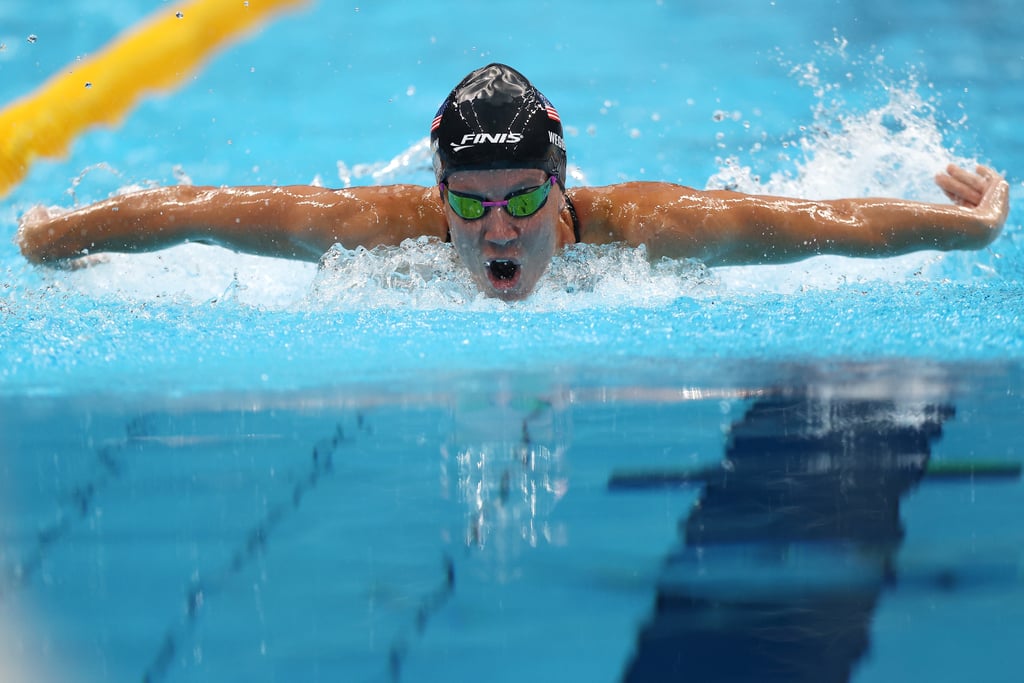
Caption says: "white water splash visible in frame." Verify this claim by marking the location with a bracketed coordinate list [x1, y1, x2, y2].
[33, 245, 316, 308]
[309, 237, 478, 309]
[706, 39, 984, 293]
[336, 137, 434, 187]
[307, 238, 714, 312]
[707, 82, 965, 202]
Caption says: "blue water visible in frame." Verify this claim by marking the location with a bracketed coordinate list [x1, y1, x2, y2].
[1, 1, 1023, 395]
[1, 1, 1022, 681]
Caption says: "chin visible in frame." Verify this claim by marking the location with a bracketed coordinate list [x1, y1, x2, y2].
[489, 287, 531, 302]
[478, 276, 530, 301]
[481, 275, 541, 301]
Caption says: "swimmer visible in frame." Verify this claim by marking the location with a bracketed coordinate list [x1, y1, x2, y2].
[16, 63, 1009, 301]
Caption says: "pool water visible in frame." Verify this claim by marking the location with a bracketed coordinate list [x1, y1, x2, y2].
[1, 1, 1022, 681]
[2, 362, 1021, 682]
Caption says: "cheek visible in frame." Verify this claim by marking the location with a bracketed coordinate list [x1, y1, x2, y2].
[444, 215, 472, 249]
[524, 211, 559, 254]
[447, 223, 485, 268]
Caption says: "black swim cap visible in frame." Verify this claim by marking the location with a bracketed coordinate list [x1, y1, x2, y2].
[431, 63, 567, 187]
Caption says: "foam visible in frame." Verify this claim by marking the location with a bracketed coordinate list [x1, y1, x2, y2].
[705, 41, 986, 293]
[308, 239, 715, 312]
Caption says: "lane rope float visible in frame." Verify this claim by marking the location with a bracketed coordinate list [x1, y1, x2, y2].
[0, 0, 309, 198]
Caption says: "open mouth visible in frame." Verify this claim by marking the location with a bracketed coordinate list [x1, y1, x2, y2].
[486, 259, 521, 289]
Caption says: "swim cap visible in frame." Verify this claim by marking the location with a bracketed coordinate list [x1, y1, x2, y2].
[431, 63, 567, 187]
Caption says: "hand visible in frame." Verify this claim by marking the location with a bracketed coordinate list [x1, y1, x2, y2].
[15, 204, 63, 264]
[935, 164, 1010, 231]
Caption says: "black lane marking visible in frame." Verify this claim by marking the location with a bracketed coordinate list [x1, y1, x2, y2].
[0, 415, 144, 601]
[141, 422, 346, 683]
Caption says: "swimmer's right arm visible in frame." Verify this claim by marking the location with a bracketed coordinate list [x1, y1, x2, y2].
[17, 184, 448, 264]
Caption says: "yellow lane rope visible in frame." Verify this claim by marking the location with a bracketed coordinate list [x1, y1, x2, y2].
[0, 0, 310, 198]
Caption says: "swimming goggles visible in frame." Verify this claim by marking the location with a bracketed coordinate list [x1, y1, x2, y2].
[441, 175, 556, 220]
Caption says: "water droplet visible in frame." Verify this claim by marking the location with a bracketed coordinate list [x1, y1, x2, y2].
[26, 34, 38, 44]
[84, 82, 92, 88]
[176, 11, 184, 19]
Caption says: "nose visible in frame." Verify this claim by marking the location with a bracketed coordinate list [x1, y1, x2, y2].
[482, 211, 519, 246]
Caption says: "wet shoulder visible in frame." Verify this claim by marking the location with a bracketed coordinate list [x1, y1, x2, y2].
[567, 182, 702, 245]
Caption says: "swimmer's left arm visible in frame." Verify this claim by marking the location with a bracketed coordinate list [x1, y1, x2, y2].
[572, 164, 1009, 265]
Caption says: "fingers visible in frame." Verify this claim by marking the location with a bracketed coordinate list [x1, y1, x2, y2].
[935, 163, 1001, 208]
[16, 204, 68, 263]
[935, 173, 978, 207]
[934, 163, 1010, 242]
[15, 205, 50, 262]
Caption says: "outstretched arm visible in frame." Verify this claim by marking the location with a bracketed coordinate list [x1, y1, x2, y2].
[17, 184, 448, 264]
[571, 165, 1009, 265]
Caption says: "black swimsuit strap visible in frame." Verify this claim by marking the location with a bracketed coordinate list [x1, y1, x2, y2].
[565, 194, 581, 243]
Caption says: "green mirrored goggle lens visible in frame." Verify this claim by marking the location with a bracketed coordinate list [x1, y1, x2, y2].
[447, 192, 487, 219]
[444, 176, 555, 220]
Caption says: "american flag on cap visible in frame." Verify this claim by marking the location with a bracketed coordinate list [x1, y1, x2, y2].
[430, 101, 448, 133]
[538, 93, 561, 123]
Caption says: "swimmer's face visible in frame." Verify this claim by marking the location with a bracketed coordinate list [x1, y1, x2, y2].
[442, 169, 564, 301]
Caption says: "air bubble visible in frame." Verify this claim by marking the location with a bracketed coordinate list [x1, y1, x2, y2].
[26, 34, 38, 44]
